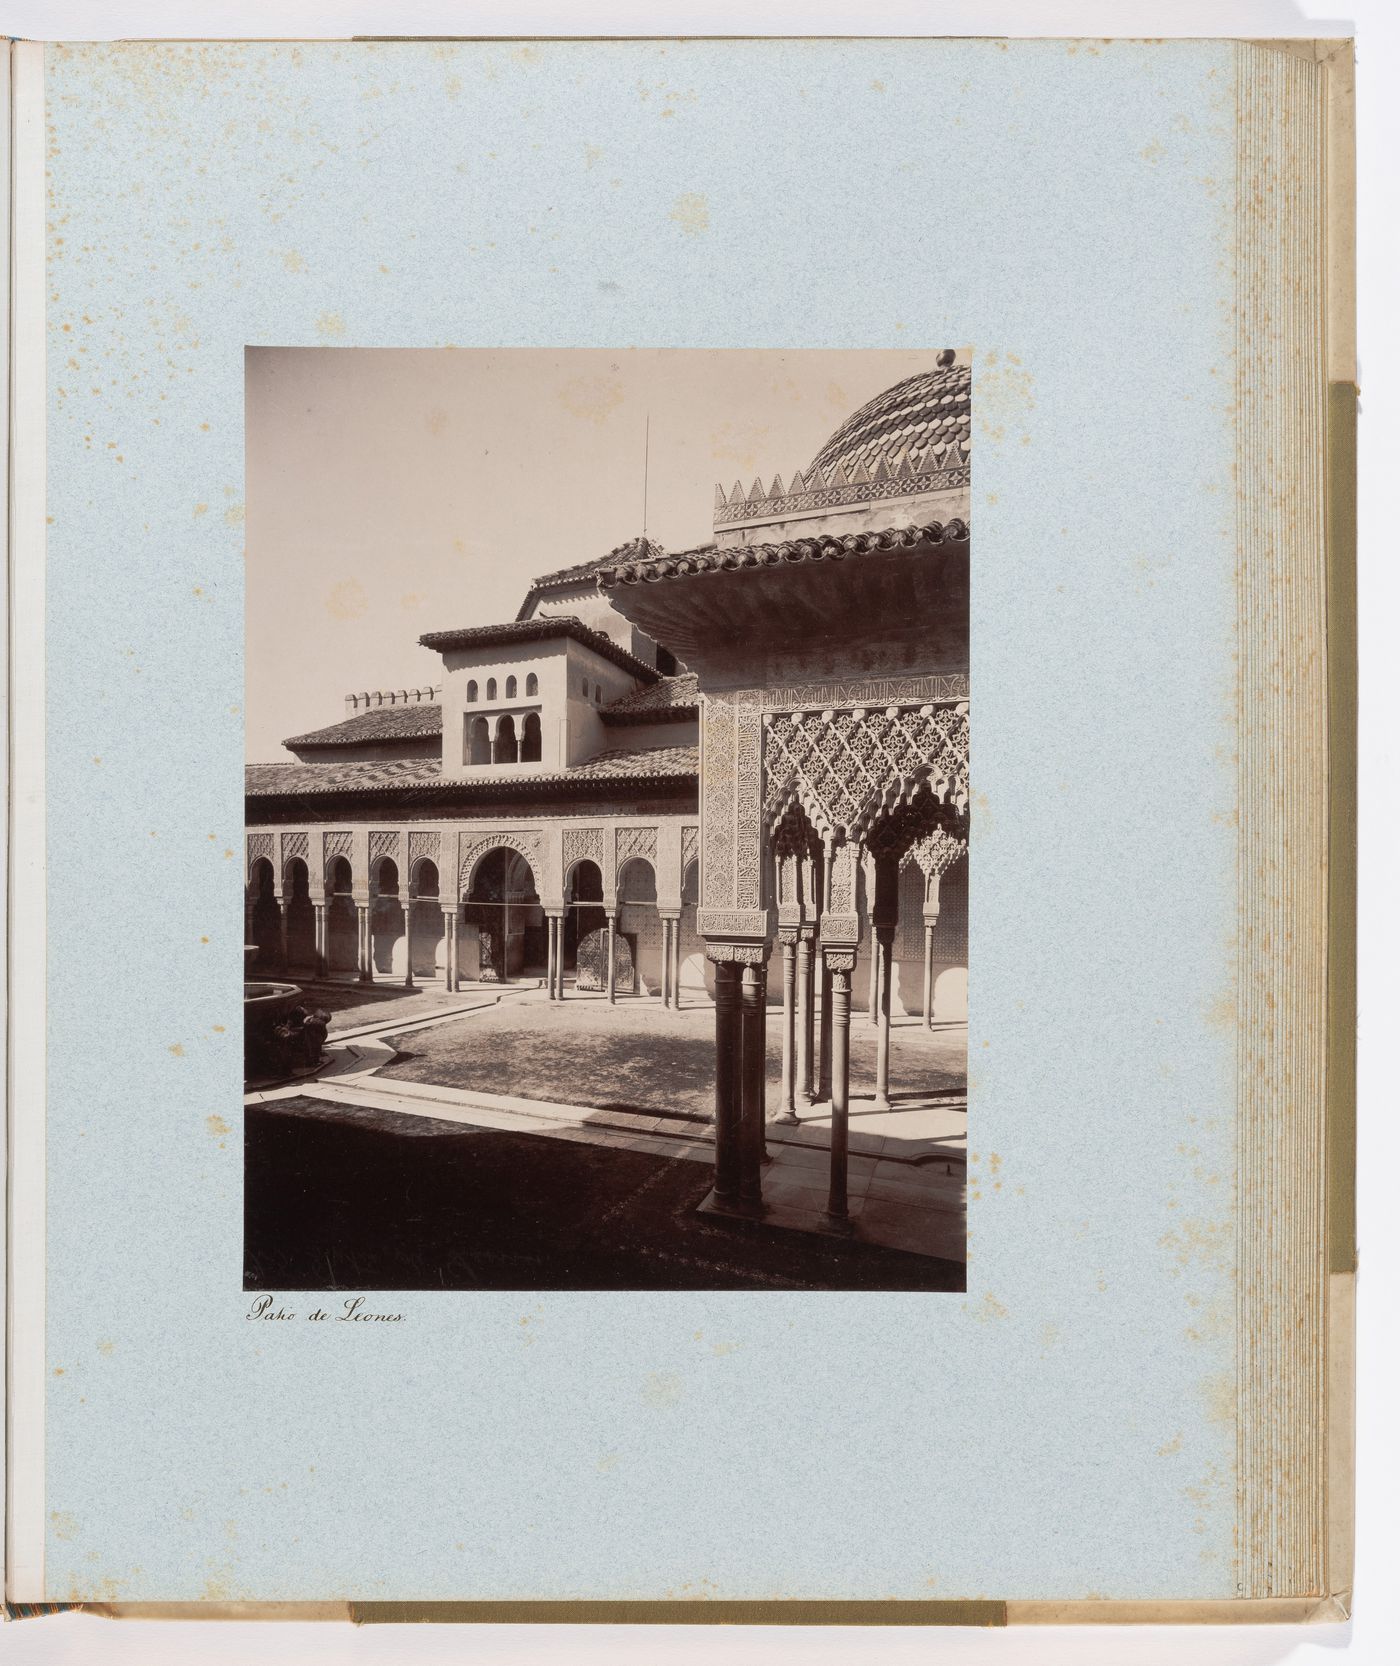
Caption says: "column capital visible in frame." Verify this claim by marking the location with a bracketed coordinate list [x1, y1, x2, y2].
[704, 940, 771, 967]
[822, 946, 857, 974]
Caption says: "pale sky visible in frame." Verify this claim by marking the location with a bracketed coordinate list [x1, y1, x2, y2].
[245, 348, 940, 761]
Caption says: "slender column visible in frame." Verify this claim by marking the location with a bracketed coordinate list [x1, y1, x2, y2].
[312, 901, 327, 979]
[873, 925, 895, 1111]
[356, 900, 373, 984]
[712, 961, 743, 1209]
[739, 960, 769, 1208]
[555, 917, 566, 1000]
[659, 917, 671, 1005]
[868, 939, 881, 1025]
[922, 918, 937, 1028]
[402, 899, 416, 989]
[671, 915, 683, 1008]
[817, 834, 835, 1102]
[546, 916, 558, 1000]
[777, 933, 799, 1123]
[244, 894, 256, 952]
[441, 906, 457, 991]
[274, 893, 289, 974]
[606, 912, 617, 1004]
[818, 962, 833, 1103]
[795, 933, 814, 1106]
[825, 951, 855, 1231]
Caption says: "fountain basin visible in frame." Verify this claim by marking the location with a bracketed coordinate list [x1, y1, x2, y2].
[244, 979, 305, 1083]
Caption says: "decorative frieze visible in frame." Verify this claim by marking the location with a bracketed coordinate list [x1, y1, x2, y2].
[369, 829, 401, 866]
[681, 825, 699, 873]
[697, 908, 770, 942]
[734, 699, 763, 911]
[324, 830, 353, 861]
[759, 673, 968, 711]
[713, 463, 969, 528]
[615, 826, 658, 870]
[701, 696, 737, 907]
[408, 830, 440, 869]
[563, 826, 605, 874]
[281, 830, 308, 865]
[246, 832, 273, 871]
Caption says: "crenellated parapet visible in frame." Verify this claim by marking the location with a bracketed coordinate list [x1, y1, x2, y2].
[344, 685, 441, 715]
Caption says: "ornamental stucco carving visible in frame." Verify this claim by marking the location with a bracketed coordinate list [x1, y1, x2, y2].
[615, 826, 658, 870]
[457, 830, 544, 896]
[763, 704, 969, 842]
[562, 826, 605, 875]
[408, 830, 440, 869]
[369, 829, 401, 866]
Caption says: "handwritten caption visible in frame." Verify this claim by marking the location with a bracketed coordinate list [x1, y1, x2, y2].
[246, 1294, 404, 1323]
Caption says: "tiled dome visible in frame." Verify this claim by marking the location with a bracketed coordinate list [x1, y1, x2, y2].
[808, 358, 971, 482]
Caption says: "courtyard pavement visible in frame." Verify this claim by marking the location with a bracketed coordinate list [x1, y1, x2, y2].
[244, 1095, 963, 1292]
[245, 980, 967, 1276]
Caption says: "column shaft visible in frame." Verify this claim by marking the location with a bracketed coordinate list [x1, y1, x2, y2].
[923, 920, 936, 1028]
[868, 941, 880, 1025]
[403, 900, 416, 989]
[442, 907, 458, 992]
[671, 917, 683, 1008]
[778, 937, 798, 1123]
[357, 904, 373, 984]
[313, 902, 327, 979]
[712, 963, 743, 1208]
[739, 961, 768, 1208]
[826, 958, 853, 1229]
[818, 960, 833, 1103]
[275, 897, 289, 974]
[795, 935, 814, 1105]
[874, 926, 894, 1111]
[606, 914, 617, 1003]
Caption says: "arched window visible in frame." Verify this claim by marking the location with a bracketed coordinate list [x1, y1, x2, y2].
[521, 712, 542, 763]
[467, 715, 491, 766]
[525, 672, 539, 698]
[581, 677, 590, 700]
[593, 684, 602, 703]
[466, 679, 478, 704]
[492, 714, 519, 765]
[505, 674, 517, 699]
[486, 677, 498, 701]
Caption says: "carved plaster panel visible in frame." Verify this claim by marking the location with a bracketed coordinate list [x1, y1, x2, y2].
[457, 830, 544, 897]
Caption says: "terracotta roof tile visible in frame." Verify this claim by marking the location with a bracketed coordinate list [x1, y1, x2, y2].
[525, 536, 667, 596]
[419, 615, 659, 681]
[285, 703, 443, 749]
[246, 744, 697, 799]
[599, 519, 968, 589]
[600, 673, 699, 723]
